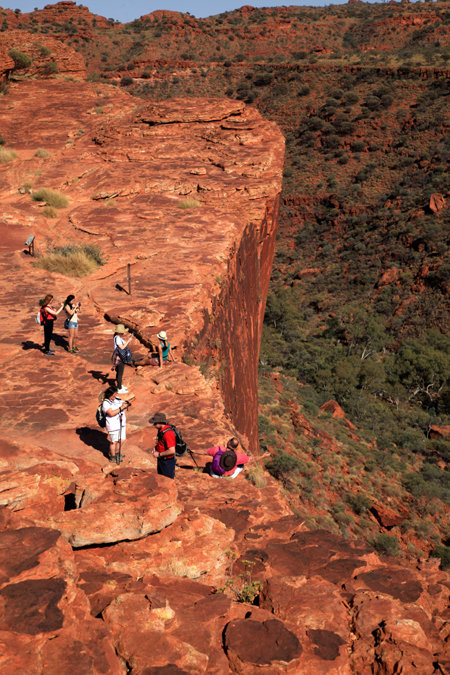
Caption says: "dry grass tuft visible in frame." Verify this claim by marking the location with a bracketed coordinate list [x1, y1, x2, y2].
[246, 464, 267, 488]
[178, 198, 201, 209]
[34, 244, 103, 277]
[0, 148, 17, 163]
[31, 188, 68, 208]
[34, 148, 51, 158]
[42, 206, 57, 218]
[165, 559, 203, 579]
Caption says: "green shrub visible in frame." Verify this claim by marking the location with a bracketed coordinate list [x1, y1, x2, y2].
[0, 148, 17, 163]
[8, 48, 32, 69]
[0, 135, 5, 145]
[38, 44, 51, 57]
[44, 61, 59, 75]
[298, 85, 310, 96]
[34, 244, 103, 277]
[345, 492, 371, 515]
[266, 452, 300, 481]
[34, 148, 51, 158]
[31, 188, 68, 208]
[371, 533, 401, 557]
[351, 140, 366, 152]
[120, 75, 133, 86]
[430, 544, 450, 570]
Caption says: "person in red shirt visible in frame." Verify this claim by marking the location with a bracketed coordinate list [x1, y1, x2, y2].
[194, 437, 269, 479]
[149, 412, 176, 479]
[39, 294, 64, 355]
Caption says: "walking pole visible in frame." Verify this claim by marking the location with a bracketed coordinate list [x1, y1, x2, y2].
[188, 447, 199, 467]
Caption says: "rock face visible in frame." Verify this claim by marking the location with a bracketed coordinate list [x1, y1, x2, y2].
[0, 29, 86, 78]
[0, 76, 447, 673]
[0, 48, 14, 81]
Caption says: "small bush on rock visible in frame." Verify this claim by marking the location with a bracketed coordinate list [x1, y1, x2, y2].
[0, 148, 17, 163]
[42, 206, 57, 218]
[8, 48, 32, 69]
[34, 148, 51, 158]
[371, 533, 401, 557]
[31, 188, 68, 208]
[35, 244, 103, 277]
[44, 61, 59, 75]
[178, 198, 200, 209]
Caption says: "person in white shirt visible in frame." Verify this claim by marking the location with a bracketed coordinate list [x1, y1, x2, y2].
[102, 386, 131, 464]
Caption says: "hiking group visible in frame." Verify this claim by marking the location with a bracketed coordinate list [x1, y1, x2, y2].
[37, 296, 266, 482]
[98, 388, 268, 481]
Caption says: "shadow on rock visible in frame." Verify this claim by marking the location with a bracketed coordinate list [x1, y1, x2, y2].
[53, 333, 68, 350]
[88, 370, 112, 386]
[22, 340, 43, 352]
[76, 426, 108, 457]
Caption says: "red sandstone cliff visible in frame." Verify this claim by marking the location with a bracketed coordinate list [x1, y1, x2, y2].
[0, 77, 447, 673]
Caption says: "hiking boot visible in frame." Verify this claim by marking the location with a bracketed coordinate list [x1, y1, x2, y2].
[73, 347, 80, 352]
[116, 454, 126, 464]
[44, 350, 55, 356]
[117, 387, 128, 394]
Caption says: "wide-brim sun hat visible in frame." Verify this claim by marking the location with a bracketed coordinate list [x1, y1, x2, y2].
[219, 450, 237, 471]
[157, 330, 167, 341]
[149, 412, 168, 425]
[114, 324, 129, 334]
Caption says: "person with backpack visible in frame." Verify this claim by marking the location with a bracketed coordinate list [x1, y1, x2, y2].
[111, 324, 133, 394]
[39, 294, 64, 356]
[194, 438, 270, 479]
[63, 294, 81, 354]
[149, 412, 178, 479]
[101, 385, 131, 464]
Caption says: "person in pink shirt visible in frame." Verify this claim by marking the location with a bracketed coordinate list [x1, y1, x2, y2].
[194, 437, 269, 479]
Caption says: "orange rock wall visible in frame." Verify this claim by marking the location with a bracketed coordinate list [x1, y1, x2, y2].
[194, 195, 281, 450]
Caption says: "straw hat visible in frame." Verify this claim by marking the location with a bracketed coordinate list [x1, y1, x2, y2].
[157, 330, 167, 341]
[114, 324, 129, 334]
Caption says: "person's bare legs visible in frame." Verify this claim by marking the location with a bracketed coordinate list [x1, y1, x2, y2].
[109, 440, 119, 460]
[68, 327, 74, 351]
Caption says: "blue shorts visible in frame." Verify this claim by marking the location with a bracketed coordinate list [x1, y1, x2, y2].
[68, 321, 78, 329]
[157, 456, 176, 479]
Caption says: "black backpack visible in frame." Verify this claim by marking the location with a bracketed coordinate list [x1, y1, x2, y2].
[96, 402, 107, 428]
[161, 424, 188, 457]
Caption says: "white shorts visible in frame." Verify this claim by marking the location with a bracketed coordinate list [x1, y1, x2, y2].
[210, 465, 244, 479]
[108, 428, 126, 443]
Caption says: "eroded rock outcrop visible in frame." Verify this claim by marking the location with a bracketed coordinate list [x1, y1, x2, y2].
[0, 29, 86, 78]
